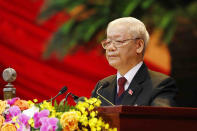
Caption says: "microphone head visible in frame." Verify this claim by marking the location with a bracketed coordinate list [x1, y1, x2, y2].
[59, 86, 67, 94]
[71, 94, 79, 100]
[75, 97, 86, 103]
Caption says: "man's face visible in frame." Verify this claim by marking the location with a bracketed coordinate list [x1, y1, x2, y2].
[105, 24, 138, 70]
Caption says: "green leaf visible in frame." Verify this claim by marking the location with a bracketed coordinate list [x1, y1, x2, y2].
[60, 19, 75, 34]
[141, 0, 155, 9]
[42, 20, 75, 58]
[163, 23, 176, 44]
[54, 100, 58, 109]
[64, 0, 86, 11]
[38, 0, 70, 20]
[84, 18, 107, 42]
[122, 0, 141, 16]
[60, 38, 78, 56]
[186, 1, 197, 19]
[56, 120, 63, 131]
[39, 0, 196, 57]
[158, 11, 174, 29]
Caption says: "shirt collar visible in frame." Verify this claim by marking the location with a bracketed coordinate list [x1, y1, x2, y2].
[117, 61, 143, 84]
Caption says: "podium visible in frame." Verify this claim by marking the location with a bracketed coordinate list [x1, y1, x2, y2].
[97, 106, 197, 131]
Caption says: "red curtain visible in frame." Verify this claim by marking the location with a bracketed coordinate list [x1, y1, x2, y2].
[0, 0, 167, 103]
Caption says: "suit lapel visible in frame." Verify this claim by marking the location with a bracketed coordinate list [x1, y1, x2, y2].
[121, 63, 148, 105]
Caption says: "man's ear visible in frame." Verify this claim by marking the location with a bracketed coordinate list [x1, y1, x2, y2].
[136, 39, 144, 54]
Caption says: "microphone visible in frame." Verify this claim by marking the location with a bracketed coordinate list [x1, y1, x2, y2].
[46, 86, 67, 102]
[96, 82, 115, 106]
[64, 92, 85, 103]
[75, 96, 86, 103]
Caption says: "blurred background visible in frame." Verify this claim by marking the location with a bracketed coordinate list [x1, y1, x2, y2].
[0, 0, 196, 107]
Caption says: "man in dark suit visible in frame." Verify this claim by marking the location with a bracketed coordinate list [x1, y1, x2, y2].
[91, 17, 177, 107]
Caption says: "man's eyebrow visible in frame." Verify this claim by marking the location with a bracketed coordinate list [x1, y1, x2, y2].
[107, 35, 122, 39]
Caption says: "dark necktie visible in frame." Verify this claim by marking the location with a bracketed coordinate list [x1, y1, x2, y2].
[117, 77, 127, 97]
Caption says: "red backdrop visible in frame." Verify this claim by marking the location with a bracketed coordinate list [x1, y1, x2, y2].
[0, 0, 167, 103]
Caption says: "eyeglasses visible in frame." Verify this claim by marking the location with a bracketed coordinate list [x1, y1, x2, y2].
[101, 38, 138, 49]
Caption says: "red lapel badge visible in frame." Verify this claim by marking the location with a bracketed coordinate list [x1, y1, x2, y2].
[128, 89, 133, 95]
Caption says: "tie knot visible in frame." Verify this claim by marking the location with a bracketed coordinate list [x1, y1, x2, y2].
[118, 77, 127, 87]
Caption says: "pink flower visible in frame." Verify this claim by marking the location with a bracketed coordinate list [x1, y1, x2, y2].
[16, 114, 31, 131]
[33, 109, 49, 129]
[9, 106, 21, 117]
[7, 97, 20, 106]
[6, 106, 21, 122]
[40, 117, 58, 131]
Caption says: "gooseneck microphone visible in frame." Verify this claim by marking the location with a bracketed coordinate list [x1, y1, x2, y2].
[65, 92, 78, 102]
[96, 82, 115, 106]
[75, 96, 86, 103]
[64, 92, 85, 103]
[47, 86, 68, 102]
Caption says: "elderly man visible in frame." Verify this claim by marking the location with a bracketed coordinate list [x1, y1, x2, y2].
[91, 17, 177, 107]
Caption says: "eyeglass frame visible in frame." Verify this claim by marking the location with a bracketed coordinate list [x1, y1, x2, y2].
[101, 38, 140, 49]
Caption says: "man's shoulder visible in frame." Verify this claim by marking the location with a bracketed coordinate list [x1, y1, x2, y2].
[148, 70, 169, 79]
[91, 74, 116, 97]
[148, 69, 173, 86]
[99, 74, 116, 83]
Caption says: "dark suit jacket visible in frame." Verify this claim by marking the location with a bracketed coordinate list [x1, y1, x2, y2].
[91, 63, 178, 107]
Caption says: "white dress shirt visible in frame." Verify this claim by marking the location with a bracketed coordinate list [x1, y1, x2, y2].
[117, 61, 143, 93]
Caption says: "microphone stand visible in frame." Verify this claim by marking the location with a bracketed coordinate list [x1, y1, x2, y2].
[46, 94, 59, 102]
[96, 83, 115, 106]
[46, 86, 67, 102]
[63, 92, 80, 103]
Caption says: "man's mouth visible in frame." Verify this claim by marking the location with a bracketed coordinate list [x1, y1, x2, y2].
[109, 54, 116, 56]
[107, 54, 118, 58]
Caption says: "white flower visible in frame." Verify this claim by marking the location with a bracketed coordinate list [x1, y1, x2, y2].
[22, 106, 39, 118]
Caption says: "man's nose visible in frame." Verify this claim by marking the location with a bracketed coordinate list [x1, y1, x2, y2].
[106, 42, 116, 51]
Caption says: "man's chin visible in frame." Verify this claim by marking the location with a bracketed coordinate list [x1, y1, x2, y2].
[108, 61, 120, 69]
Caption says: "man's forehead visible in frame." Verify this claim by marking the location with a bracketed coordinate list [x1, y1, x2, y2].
[108, 22, 130, 29]
[107, 24, 131, 38]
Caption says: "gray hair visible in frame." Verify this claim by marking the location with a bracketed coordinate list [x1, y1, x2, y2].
[107, 17, 150, 48]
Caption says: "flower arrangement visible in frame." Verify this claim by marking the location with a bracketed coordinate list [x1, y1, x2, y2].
[0, 97, 117, 131]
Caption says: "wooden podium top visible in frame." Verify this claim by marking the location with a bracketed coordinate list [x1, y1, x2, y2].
[97, 106, 197, 131]
[97, 105, 197, 118]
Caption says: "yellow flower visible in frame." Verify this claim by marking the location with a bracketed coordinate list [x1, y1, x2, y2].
[94, 100, 101, 107]
[50, 110, 57, 118]
[105, 123, 109, 129]
[82, 127, 88, 131]
[60, 111, 79, 131]
[56, 112, 63, 118]
[89, 118, 98, 128]
[109, 128, 117, 131]
[0, 115, 5, 128]
[88, 105, 94, 111]
[79, 114, 88, 126]
[15, 123, 20, 129]
[39, 101, 55, 112]
[0, 100, 7, 115]
[90, 127, 96, 131]
[12, 116, 17, 122]
[28, 118, 34, 127]
[96, 126, 102, 131]
[96, 117, 103, 127]
[27, 100, 34, 107]
[1, 123, 16, 131]
[33, 99, 38, 103]
[76, 106, 86, 113]
[76, 111, 81, 117]
[90, 111, 96, 118]
[86, 98, 97, 105]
